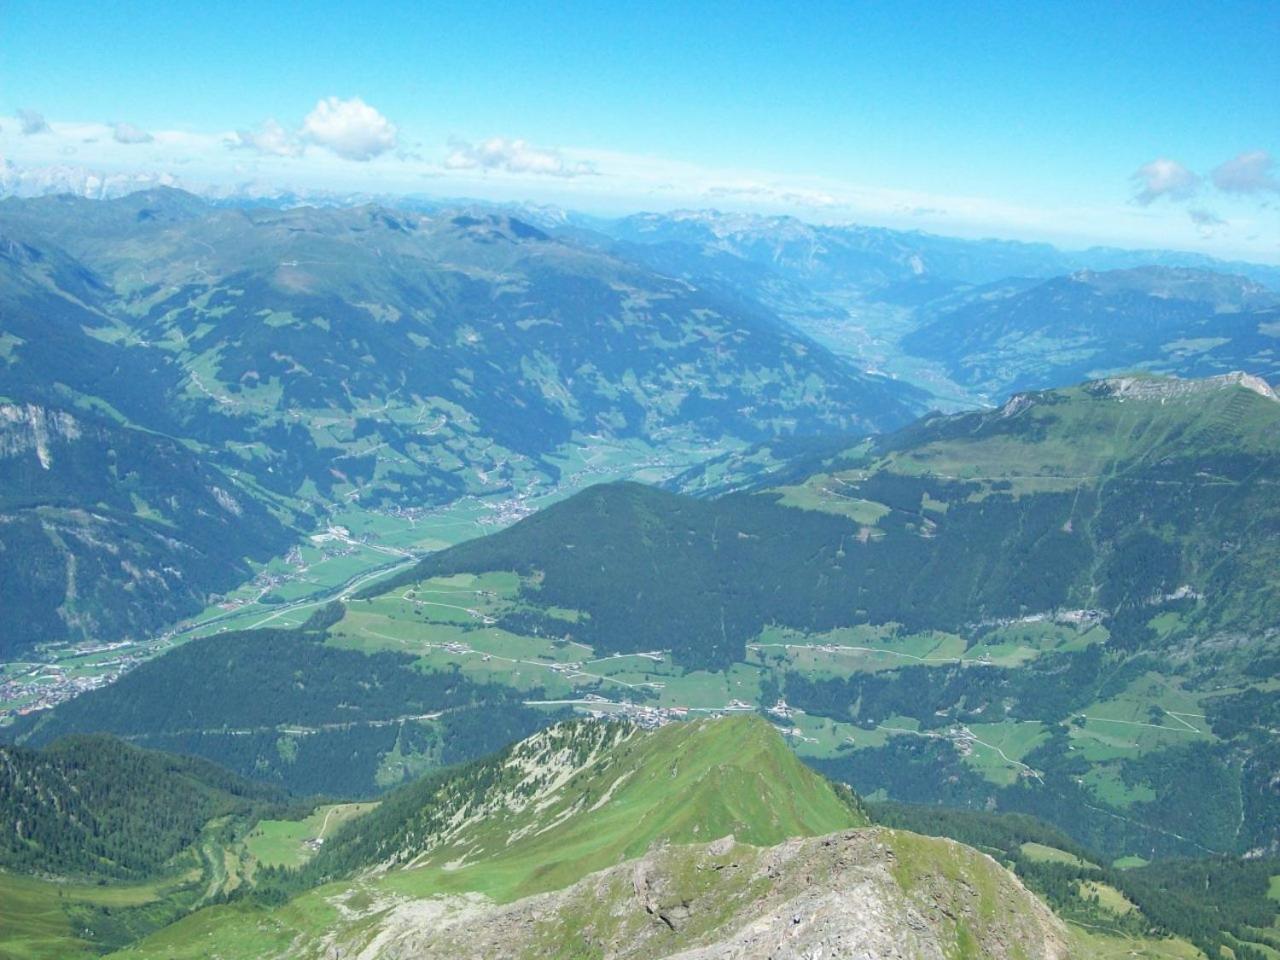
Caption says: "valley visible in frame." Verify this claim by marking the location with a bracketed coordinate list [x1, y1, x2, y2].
[3, 191, 1279, 959]
[13, 371, 1278, 874]
[0, 430, 723, 722]
[5, 10, 1280, 957]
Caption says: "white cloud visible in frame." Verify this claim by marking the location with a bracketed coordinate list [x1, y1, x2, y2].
[704, 180, 840, 209]
[300, 96, 397, 161]
[1188, 208, 1226, 237]
[1131, 157, 1199, 205]
[228, 118, 302, 157]
[444, 137, 597, 177]
[112, 122, 153, 145]
[1212, 149, 1279, 195]
[17, 109, 49, 135]
[2, 106, 1277, 263]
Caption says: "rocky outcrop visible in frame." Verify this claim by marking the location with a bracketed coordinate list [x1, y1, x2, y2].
[1089, 370, 1277, 402]
[0, 403, 82, 469]
[373, 828, 1068, 959]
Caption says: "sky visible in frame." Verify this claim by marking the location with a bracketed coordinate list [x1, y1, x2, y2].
[2, 0, 1278, 260]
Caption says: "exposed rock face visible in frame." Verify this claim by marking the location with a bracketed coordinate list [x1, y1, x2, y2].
[374, 828, 1068, 959]
[0, 403, 81, 469]
[1090, 370, 1277, 402]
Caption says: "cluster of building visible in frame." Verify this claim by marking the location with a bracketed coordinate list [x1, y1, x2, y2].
[477, 496, 539, 528]
[765, 698, 796, 720]
[577, 695, 778, 731]
[614, 703, 691, 729]
[0, 656, 132, 720]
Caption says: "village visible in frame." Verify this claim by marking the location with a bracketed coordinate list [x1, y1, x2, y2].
[0, 640, 148, 721]
[538, 692, 812, 738]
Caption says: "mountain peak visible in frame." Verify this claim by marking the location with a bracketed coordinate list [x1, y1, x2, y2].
[305, 715, 867, 901]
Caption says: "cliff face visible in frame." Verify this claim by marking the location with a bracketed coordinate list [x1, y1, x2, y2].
[0, 403, 83, 469]
[373, 829, 1068, 960]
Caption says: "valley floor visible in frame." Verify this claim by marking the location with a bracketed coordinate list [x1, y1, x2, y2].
[0, 434, 720, 725]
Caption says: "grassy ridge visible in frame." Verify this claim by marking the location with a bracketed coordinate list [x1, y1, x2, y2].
[110, 717, 868, 959]
[312, 715, 867, 903]
[109, 718, 1229, 959]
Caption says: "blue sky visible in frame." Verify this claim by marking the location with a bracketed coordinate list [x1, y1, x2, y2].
[2, 0, 1277, 259]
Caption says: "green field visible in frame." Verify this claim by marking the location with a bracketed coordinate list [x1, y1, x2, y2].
[1111, 855, 1150, 870]
[321, 565, 1118, 794]
[244, 803, 378, 870]
[0, 871, 186, 960]
[1067, 924, 1205, 959]
[1020, 842, 1096, 869]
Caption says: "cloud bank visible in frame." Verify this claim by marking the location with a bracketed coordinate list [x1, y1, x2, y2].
[444, 137, 597, 177]
[16, 109, 49, 135]
[112, 122, 153, 145]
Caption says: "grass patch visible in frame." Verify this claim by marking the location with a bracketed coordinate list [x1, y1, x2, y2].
[245, 803, 378, 870]
[1020, 842, 1096, 869]
[1112, 855, 1150, 870]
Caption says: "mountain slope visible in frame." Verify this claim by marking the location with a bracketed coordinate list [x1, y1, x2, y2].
[597, 213, 1280, 407]
[111, 718, 1068, 960]
[0, 190, 924, 652]
[902, 266, 1280, 397]
[304, 715, 867, 901]
[0, 734, 288, 879]
[345, 372, 1280, 858]
[1, 191, 923, 463]
[9, 614, 560, 796]
[0, 402, 300, 654]
[376, 371, 1280, 664]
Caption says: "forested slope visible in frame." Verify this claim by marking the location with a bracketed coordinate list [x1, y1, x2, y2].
[0, 735, 290, 879]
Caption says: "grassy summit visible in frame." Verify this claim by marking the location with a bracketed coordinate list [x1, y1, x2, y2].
[106, 717, 869, 959]
[306, 714, 868, 903]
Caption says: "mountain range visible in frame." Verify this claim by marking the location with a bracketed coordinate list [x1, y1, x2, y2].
[3, 187, 1280, 958]
[0, 189, 922, 654]
[5, 190, 1278, 656]
[597, 208, 1280, 291]
[901, 266, 1280, 399]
